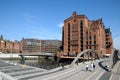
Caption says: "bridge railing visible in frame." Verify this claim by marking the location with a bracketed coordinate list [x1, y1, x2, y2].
[70, 49, 98, 67]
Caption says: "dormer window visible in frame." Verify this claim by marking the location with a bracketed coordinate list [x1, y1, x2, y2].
[74, 19, 76, 22]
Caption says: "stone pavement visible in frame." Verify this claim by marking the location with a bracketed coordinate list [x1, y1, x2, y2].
[112, 61, 120, 74]
[29, 59, 106, 80]
[110, 61, 120, 80]
[0, 60, 47, 80]
[0, 59, 120, 80]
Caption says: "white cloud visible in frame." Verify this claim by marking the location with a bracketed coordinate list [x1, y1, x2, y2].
[57, 22, 64, 28]
[113, 36, 120, 50]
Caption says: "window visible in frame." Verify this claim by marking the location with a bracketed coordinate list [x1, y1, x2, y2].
[81, 33, 83, 36]
[89, 36, 91, 40]
[81, 48, 83, 51]
[81, 41, 83, 43]
[89, 32, 91, 36]
[74, 19, 76, 22]
[86, 36, 88, 40]
[94, 41, 96, 44]
[90, 46, 91, 49]
[68, 23, 70, 27]
[86, 31, 88, 36]
[86, 41, 88, 45]
[94, 46, 96, 50]
[86, 46, 88, 49]
[5, 42, 6, 48]
[80, 26, 83, 29]
[27, 41, 32, 45]
[80, 20, 83, 25]
[81, 44, 83, 47]
[68, 23, 70, 52]
[90, 41, 92, 44]
[94, 35, 96, 40]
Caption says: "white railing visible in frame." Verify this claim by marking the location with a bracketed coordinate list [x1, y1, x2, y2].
[70, 49, 94, 67]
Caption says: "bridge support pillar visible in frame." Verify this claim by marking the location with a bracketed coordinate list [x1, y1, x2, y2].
[38, 56, 41, 64]
[88, 51, 90, 61]
[92, 52, 94, 60]
[20, 55, 25, 64]
[83, 54, 85, 63]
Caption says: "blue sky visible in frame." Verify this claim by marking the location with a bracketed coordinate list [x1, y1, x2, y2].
[0, 0, 120, 49]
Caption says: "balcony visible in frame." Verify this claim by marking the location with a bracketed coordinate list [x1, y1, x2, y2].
[71, 40, 78, 46]
[72, 29, 78, 32]
[72, 38, 78, 40]
[86, 44, 98, 46]
[71, 44, 78, 46]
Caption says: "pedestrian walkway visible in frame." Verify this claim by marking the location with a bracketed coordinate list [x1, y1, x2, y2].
[0, 60, 47, 80]
[29, 59, 106, 80]
[112, 61, 120, 74]
[110, 73, 120, 80]
[0, 59, 119, 80]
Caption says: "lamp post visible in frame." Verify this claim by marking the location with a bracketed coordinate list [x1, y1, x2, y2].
[40, 40, 41, 53]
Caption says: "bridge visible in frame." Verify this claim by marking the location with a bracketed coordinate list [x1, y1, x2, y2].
[19, 53, 55, 57]
[19, 53, 55, 64]
[70, 49, 99, 67]
[0, 49, 120, 80]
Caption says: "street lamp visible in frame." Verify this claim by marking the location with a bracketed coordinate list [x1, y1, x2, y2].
[40, 40, 41, 53]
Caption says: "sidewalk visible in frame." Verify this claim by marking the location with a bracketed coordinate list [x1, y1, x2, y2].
[1, 59, 119, 80]
[30, 59, 106, 80]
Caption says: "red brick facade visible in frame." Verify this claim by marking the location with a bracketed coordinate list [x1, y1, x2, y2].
[21, 39, 62, 53]
[0, 36, 62, 54]
[0, 36, 21, 53]
[62, 11, 113, 57]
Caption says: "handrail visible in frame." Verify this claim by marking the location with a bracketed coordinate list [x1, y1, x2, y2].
[70, 49, 98, 67]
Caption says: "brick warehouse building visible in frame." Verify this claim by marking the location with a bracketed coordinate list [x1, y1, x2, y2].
[0, 35, 21, 53]
[62, 11, 113, 57]
[0, 35, 62, 54]
[21, 38, 62, 53]
[21, 38, 41, 53]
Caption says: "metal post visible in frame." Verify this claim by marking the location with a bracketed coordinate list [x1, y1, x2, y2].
[38, 56, 40, 65]
[40, 41, 41, 53]
[88, 51, 90, 61]
[83, 53, 84, 63]
[20, 55, 25, 64]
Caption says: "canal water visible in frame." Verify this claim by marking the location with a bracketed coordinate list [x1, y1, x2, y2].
[6, 57, 73, 70]
[24, 58, 59, 70]
[2, 57, 83, 70]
